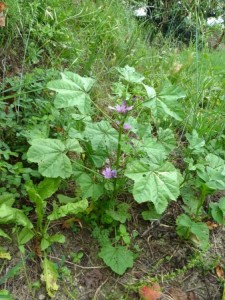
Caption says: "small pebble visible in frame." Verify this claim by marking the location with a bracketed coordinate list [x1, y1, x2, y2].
[38, 294, 46, 300]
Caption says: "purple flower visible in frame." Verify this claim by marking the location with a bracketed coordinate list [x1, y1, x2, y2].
[115, 101, 133, 114]
[102, 167, 117, 179]
[123, 123, 132, 130]
[109, 101, 133, 114]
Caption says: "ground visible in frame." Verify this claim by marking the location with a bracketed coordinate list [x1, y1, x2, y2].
[1, 198, 224, 300]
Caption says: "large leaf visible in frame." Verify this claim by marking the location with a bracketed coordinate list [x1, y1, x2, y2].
[196, 154, 225, 190]
[125, 159, 182, 214]
[47, 199, 88, 221]
[41, 257, 59, 298]
[76, 174, 104, 200]
[0, 204, 33, 228]
[117, 65, 145, 84]
[27, 139, 82, 178]
[47, 71, 94, 114]
[62, 71, 95, 92]
[143, 84, 185, 121]
[99, 244, 134, 275]
[84, 121, 118, 151]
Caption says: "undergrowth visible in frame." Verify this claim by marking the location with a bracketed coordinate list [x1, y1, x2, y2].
[0, 0, 225, 299]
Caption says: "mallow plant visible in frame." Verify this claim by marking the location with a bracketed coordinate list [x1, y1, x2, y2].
[2, 66, 224, 296]
[24, 66, 186, 277]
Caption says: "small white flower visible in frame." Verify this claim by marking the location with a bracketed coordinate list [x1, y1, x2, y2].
[134, 7, 148, 17]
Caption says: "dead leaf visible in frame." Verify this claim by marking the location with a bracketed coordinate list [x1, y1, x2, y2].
[206, 221, 219, 230]
[187, 291, 198, 300]
[0, 12, 5, 27]
[139, 283, 161, 300]
[167, 288, 188, 300]
[62, 218, 82, 229]
[0, 2, 7, 12]
[215, 265, 225, 279]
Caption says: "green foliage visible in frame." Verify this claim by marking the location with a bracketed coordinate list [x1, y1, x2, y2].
[99, 244, 134, 275]
[125, 159, 182, 214]
[209, 197, 225, 225]
[27, 138, 83, 178]
[47, 72, 95, 114]
[176, 214, 209, 250]
[0, 290, 13, 300]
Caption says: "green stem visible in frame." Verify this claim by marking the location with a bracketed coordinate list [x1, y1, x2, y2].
[113, 117, 126, 195]
[195, 185, 207, 221]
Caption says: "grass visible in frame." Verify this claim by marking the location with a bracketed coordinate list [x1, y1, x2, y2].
[0, 0, 225, 299]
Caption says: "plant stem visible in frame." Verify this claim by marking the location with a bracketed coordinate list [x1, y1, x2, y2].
[113, 117, 126, 195]
[195, 185, 207, 221]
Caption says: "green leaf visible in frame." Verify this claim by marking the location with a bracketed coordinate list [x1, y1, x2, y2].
[18, 228, 34, 245]
[47, 71, 94, 114]
[41, 257, 59, 298]
[140, 138, 168, 163]
[143, 84, 185, 121]
[176, 214, 209, 250]
[27, 139, 73, 178]
[84, 121, 118, 151]
[38, 178, 61, 200]
[125, 159, 182, 214]
[85, 144, 107, 167]
[0, 290, 13, 300]
[180, 187, 200, 216]
[157, 128, 176, 153]
[47, 199, 88, 221]
[0, 204, 33, 229]
[106, 203, 131, 223]
[62, 71, 95, 92]
[126, 116, 152, 139]
[0, 229, 11, 240]
[76, 173, 104, 200]
[57, 194, 77, 204]
[41, 234, 65, 251]
[99, 244, 134, 275]
[142, 204, 161, 221]
[0, 194, 15, 207]
[65, 139, 83, 153]
[186, 130, 205, 154]
[196, 154, 225, 190]
[119, 224, 131, 245]
[117, 65, 145, 84]
[209, 197, 225, 224]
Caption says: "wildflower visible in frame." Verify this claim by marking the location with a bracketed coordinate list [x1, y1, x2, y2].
[123, 123, 132, 130]
[109, 101, 133, 114]
[102, 167, 117, 179]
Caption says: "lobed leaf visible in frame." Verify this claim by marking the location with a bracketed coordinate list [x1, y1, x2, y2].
[125, 159, 182, 214]
[99, 244, 134, 275]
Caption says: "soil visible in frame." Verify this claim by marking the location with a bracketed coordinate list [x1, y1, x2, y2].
[1, 198, 224, 300]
